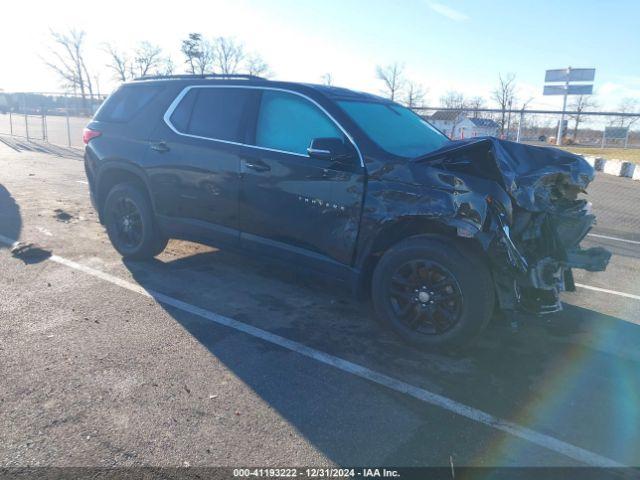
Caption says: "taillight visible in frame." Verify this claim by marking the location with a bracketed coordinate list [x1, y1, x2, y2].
[82, 127, 102, 144]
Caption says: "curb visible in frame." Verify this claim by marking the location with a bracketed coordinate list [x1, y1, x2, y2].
[572, 153, 639, 181]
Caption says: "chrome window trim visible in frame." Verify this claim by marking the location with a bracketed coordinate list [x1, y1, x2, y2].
[162, 84, 365, 167]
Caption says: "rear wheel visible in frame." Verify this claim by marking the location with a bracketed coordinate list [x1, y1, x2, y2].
[372, 235, 494, 350]
[104, 183, 167, 259]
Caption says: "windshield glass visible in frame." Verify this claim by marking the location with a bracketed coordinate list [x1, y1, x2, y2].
[337, 100, 449, 158]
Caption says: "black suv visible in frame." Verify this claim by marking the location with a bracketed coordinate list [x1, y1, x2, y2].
[84, 74, 610, 349]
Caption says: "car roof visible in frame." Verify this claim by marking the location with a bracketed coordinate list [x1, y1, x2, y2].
[127, 76, 391, 104]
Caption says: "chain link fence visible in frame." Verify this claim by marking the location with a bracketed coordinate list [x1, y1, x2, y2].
[414, 106, 640, 150]
[1, 91, 639, 155]
[0, 92, 106, 148]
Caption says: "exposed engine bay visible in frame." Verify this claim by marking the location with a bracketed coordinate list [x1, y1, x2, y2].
[411, 137, 612, 314]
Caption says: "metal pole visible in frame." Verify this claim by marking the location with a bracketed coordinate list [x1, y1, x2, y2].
[556, 67, 570, 145]
[23, 95, 29, 141]
[516, 110, 524, 143]
[601, 129, 606, 148]
[624, 129, 629, 149]
[65, 95, 71, 147]
[9, 111, 13, 136]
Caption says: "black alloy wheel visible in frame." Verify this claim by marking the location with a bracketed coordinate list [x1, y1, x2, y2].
[371, 235, 495, 349]
[388, 259, 463, 335]
[110, 197, 144, 250]
[104, 182, 168, 259]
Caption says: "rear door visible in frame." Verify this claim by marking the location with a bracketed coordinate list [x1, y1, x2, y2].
[239, 89, 364, 270]
[146, 86, 258, 247]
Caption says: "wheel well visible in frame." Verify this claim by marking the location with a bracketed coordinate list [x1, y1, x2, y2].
[96, 168, 148, 221]
[357, 217, 485, 300]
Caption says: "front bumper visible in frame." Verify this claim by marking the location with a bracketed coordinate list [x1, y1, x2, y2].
[490, 202, 611, 314]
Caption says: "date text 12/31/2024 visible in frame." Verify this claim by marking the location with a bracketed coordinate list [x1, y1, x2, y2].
[233, 468, 401, 478]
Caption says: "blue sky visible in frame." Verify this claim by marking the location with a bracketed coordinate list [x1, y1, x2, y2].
[1, 0, 639, 110]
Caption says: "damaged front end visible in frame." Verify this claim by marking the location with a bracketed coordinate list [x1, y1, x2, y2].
[489, 196, 610, 313]
[413, 137, 612, 315]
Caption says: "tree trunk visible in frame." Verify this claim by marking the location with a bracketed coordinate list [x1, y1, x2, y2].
[573, 114, 581, 141]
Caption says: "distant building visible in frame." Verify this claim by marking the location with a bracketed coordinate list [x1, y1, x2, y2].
[468, 117, 500, 137]
[425, 110, 499, 139]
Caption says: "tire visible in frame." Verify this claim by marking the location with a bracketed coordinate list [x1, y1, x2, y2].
[371, 235, 494, 350]
[103, 182, 168, 260]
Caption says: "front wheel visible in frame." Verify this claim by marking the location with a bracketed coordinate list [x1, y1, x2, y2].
[371, 235, 494, 350]
[104, 182, 168, 260]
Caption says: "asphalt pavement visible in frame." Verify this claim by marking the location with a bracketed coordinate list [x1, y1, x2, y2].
[1, 143, 639, 470]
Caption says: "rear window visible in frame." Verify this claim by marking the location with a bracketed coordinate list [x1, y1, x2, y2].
[95, 84, 162, 123]
[170, 88, 253, 142]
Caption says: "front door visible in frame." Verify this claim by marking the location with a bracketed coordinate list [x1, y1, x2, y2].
[239, 89, 364, 270]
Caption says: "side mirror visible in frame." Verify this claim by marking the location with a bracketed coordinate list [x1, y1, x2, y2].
[307, 137, 354, 162]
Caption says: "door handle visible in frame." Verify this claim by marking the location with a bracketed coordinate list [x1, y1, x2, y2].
[243, 161, 271, 172]
[150, 141, 170, 153]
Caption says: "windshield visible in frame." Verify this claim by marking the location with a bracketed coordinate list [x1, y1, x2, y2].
[337, 100, 449, 158]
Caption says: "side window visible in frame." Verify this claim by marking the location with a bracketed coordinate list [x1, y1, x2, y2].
[169, 89, 197, 132]
[170, 88, 253, 142]
[95, 84, 163, 123]
[255, 91, 343, 155]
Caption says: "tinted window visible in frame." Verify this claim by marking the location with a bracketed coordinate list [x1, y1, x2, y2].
[256, 91, 343, 155]
[338, 100, 449, 158]
[184, 88, 253, 142]
[169, 89, 197, 132]
[95, 84, 162, 123]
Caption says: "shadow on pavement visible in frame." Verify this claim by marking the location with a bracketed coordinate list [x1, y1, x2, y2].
[122, 247, 640, 466]
[0, 183, 21, 246]
[0, 183, 51, 264]
[9, 242, 52, 264]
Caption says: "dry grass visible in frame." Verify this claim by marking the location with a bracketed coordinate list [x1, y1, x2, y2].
[559, 147, 640, 164]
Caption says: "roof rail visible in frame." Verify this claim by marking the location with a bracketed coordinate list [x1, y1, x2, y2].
[134, 73, 267, 81]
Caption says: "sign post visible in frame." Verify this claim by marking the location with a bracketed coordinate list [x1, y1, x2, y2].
[543, 67, 595, 145]
[602, 126, 629, 148]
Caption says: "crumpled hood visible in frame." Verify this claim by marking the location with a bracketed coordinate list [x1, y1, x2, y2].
[412, 137, 595, 212]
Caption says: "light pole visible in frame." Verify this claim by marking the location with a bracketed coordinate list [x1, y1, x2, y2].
[556, 67, 571, 146]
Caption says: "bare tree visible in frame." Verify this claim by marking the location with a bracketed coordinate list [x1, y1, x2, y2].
[568, 95, 597, 142]
[245, 53, 271, 77]
[158, 56, 175, 76]
[196, 38, 214, 75]
[181, 33, 213, 74]
[467, 96, 485, 118]
[321, 73, 333, 86]
[492, 73, 517, 136]
[214, 37, 245, 75]
[181, 33, 200, 74]
[106, 43, 171, 81]
[440, 91, 467, 109]
[104, 43, 131, 81]
[613, 97, 640, 129]
[404, 82, 427, 109]
[42, 29, 94, 113]
[133, 41, 163, 77]
[376, 63, 405, 101]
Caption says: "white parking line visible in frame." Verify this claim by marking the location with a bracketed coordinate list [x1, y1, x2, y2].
[76, 180, 88, 185]
[587, 233, 640, 246]
[576, 283, 640, 301]
[0, 233, 625, 467]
